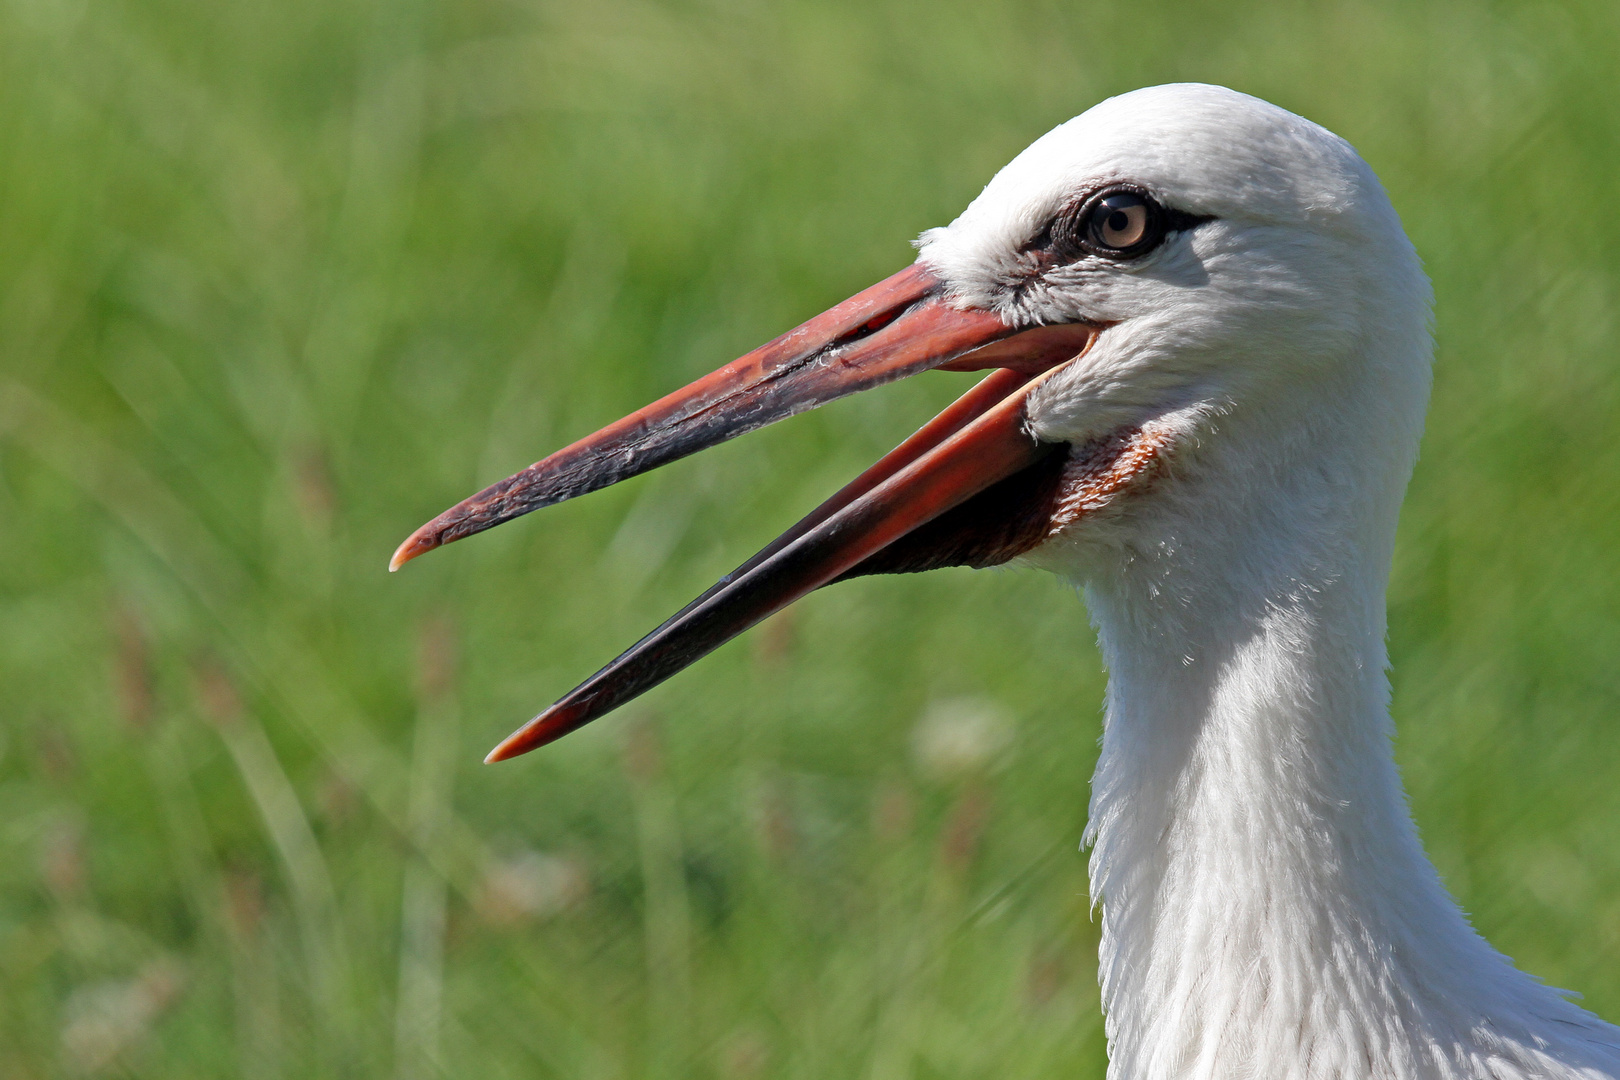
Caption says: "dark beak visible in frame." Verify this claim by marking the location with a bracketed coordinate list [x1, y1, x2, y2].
[390, 262, 1099, 761]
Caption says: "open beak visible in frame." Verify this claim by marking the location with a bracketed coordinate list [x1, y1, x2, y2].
[391, 262, 1100, 761]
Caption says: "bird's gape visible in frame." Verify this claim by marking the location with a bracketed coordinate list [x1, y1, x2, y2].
[838, 423, 1173, 580]
[389, 262, 1160, 761]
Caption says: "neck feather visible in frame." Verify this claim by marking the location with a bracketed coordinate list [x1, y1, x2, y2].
[1078, 506, 1620, 1080]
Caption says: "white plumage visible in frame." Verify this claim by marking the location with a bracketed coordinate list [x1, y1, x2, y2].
[921, 83, 1618, 1080]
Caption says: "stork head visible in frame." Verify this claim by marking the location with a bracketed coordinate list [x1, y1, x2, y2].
[390, 83, 1433, 761]
[921, 82, 1433, 596]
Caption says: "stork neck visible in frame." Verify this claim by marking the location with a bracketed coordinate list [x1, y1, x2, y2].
[1079, 521, 1620, 1079]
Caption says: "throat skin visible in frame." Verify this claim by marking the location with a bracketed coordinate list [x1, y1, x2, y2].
[1066, 473, 1620, 1080]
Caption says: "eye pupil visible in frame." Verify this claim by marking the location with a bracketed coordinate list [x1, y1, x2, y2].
[1106, 210, 1130, 233]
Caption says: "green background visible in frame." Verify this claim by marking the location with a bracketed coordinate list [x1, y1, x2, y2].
[2, 0, 1618, 1075]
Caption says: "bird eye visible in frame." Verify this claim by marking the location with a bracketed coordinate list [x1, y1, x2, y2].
[1038, 185, 1205, 263]
[1083, 191, 1156, 254]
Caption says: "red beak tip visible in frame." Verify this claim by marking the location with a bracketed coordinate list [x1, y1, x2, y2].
[485, 701, 585, 761]
[485, 719, 544, 763]
[389, 532, 438, 573]
[484, 735, 521, 764]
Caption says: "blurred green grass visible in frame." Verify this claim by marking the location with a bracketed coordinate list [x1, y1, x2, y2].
[1, 0, 1618, 1075]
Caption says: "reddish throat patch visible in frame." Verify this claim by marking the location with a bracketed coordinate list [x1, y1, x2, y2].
[1045, 422, 1174, 536]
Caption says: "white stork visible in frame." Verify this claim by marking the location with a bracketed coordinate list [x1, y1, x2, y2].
[392, 83, 1620, 1079]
